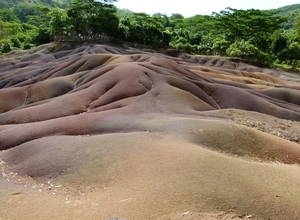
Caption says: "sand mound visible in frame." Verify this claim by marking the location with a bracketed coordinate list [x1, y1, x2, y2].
[1, 42, 300, 219]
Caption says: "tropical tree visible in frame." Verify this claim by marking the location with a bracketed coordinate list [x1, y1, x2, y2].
[168, 13, 184, 30]
[212, 37, 231, 55]
[0, 8, 19, 22]
[226, 40, 271, 64]
[120, 12, 168, 47]
[26, 5, 52, 45]
[12, 4, 36, 23]
[48, 7, 70, 37]
[213, 8, 287, 52]
[294, 12, 300, 41]
[66, 0, 119, 37]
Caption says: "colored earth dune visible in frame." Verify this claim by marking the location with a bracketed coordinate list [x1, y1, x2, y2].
[1, 42, 300, 219]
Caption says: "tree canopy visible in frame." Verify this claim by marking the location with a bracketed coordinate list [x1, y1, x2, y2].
[0, 1, 300, 69]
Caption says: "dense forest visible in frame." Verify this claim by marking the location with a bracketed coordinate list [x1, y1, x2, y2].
[1, 0, 300, 69]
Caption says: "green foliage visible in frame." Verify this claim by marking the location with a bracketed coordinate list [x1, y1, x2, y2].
[0, 6, 43, 53]
[120, 12, 169, 47]
[0, 0, 71, 10]
[213, 8, 286, 50]
[10, 36, 21, 47]
[271, 30, 288, 54]
[175, 15, 216, 35]
[0, 20, 23, 38]
[116, 8, 134, 18]
[226, 40, 271, 64]
[275, 4, 300, 30]
[12, 4, 36, 22]
[34, 28, 52, 45]
[212, 38, 231, 55]
[0, 9, 19, 22]
[0, 0, 298, 69]
[0, 40, 11, 54]
[26, 5, 51, 27]
[168, 13, 184, 29]
[226, 40, 256, 59]
[48, 7, 69, 36]
[66, 0, 119, 36]
[278, 42, 300, 64]
[170, 42, 193, 53]
[294, 12, 300, 41]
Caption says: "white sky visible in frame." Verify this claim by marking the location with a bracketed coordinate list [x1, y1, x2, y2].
[114, 0, 300, 17]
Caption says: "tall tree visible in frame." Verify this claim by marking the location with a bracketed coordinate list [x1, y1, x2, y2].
[294, 12, 300, 40]
[121, 12, 166, 46]
[12, 4, 36, 23]
[168, 13, 184, 30]
[67, 0, 119, 37]
[49, 7, 70, 37]
[213, 8, 287, 51]
[0, 8, 19, 22]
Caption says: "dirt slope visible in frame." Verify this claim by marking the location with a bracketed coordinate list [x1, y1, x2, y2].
[1, 42, 300, 220]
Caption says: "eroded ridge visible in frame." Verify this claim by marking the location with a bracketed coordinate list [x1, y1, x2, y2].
[1, 43, 300, 220]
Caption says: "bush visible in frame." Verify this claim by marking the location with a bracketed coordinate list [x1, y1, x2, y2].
[10, 37, 21, 48]
[278, 42, 300, 64]
[0, 42, 11, 54]
[23, 43, 35, 49]
[226, 40, 272, 65]
[34, 28, 52, 45]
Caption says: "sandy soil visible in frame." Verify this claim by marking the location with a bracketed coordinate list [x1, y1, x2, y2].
[1, 42, 300, 219]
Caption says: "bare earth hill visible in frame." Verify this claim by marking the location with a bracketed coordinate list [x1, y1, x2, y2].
[1, 42, 300, 220]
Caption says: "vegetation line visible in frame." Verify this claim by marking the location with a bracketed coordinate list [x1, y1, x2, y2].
[0, 0, 300, 70]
